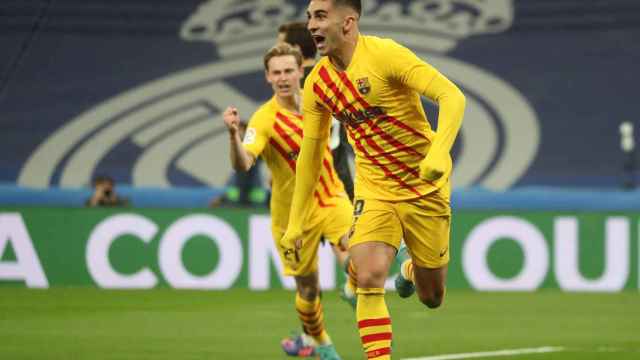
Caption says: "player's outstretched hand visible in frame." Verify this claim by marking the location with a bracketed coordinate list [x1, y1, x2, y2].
[222, 106, 240, 134]
[419, 152, 446, 182]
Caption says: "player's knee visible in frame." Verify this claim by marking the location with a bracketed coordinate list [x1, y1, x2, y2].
[356, 267, 387, 288]
[418, 288, 445, 309]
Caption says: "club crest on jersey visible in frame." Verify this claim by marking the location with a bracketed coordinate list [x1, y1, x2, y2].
[356, 77, 371, 95]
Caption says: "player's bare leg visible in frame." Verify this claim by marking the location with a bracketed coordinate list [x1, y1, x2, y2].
[412, 264, 448, 308]
[396, 247, 448, 308]
[295, 272, 320, 301]
[349, 242, 395, 360]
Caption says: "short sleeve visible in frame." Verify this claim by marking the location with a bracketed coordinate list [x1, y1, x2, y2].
[242, 110, 269, 158]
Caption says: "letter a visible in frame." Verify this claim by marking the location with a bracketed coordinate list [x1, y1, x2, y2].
[0, 213, 49, 288]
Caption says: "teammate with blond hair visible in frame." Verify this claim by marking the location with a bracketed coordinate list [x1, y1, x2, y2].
[222, 43, 350, 360]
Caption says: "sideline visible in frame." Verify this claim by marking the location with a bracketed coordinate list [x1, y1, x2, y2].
[402, 346, 566, 360]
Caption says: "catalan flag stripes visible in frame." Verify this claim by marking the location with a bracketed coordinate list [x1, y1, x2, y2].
[312, 83, 422, 197]
[269, 111, 338, 206]
[357, 288, 392, 359]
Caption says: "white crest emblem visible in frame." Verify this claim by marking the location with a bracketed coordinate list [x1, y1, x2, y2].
[20, 0, 538, 190]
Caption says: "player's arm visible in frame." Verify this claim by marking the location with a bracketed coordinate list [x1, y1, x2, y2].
[281, 85, 332, 250]
[419, 72, 465, 181]
[389, 41, 466, 181]
[223, 106, 257, 172]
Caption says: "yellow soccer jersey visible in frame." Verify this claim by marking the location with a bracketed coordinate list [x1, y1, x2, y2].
[303, 35, 453, 201]
[243, 95, 346, 230]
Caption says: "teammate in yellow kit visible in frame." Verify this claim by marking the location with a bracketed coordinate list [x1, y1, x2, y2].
[222, 43, 350, 360]
[280, 1, 466, 359]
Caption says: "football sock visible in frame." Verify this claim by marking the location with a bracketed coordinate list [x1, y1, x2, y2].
[357, 288, 392, 359]
[295, 292, 331, 345]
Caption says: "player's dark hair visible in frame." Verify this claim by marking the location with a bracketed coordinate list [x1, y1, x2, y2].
[334, 0, 362, 17]
[263, 43, 303, 71]
[280, 21, 317, 60]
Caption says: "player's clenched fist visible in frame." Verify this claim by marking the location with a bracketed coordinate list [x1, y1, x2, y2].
[419, 152, 447, 182]
[222, 106, 241, 134]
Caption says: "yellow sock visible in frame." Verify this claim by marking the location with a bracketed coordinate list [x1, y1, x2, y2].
[295, 293, 331, 345]
[356, 288, 392, 359]
[401, 259, 415, 282]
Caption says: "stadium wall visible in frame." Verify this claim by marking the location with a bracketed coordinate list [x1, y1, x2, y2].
[1, 206, 637, 292]
[2, 1, 640, 190]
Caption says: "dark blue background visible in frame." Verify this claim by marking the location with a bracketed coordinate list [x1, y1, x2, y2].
[1, 0, 639, 188]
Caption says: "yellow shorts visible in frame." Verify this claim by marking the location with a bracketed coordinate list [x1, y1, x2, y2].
[349, 182, 451, 269]
[273, 196, 353, 276]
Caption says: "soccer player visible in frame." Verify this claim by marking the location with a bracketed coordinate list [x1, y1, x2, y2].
[222, 43, 351, 360]
[281, 0, 466, 359]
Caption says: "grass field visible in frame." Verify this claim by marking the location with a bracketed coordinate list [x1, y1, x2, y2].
[0, 288, 638, 360]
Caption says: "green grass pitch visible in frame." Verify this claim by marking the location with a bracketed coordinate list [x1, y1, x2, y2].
[0, 288, 638, 359]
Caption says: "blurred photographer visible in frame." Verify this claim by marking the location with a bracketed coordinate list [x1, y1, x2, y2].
[85, 175, 129, 207]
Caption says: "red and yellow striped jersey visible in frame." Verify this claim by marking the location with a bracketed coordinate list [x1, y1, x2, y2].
[243, 95, 346, 230]
[303, 35, 452, 201]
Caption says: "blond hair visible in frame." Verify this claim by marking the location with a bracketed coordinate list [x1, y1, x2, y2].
[263, 43, 303, 71]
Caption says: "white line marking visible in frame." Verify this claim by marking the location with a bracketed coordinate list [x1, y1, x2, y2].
[402, 346, 565, 360]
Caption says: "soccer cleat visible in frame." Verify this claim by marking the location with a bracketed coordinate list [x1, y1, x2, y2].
[339, 282, 357, 310]
[316, 344, 342, 360]
[281, 333, 316, 357]
[394, 244, 415, 298]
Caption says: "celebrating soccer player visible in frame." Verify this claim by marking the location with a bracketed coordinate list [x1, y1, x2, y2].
[222, 43, 351, 360]
[281, 1, 466, 359]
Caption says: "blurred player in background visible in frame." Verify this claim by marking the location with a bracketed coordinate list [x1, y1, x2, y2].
[222, 43, 350, 360]
[277, 22, 317, 80]
[281, 0, 466, 359]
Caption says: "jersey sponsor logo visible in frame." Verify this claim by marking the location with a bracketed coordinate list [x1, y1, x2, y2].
[356, 77, 371, 95]
[19, 0, 538, 191]
[335, 106, 385, 127]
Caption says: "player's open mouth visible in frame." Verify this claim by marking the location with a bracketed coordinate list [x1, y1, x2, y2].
[313, 35, 326, 49]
